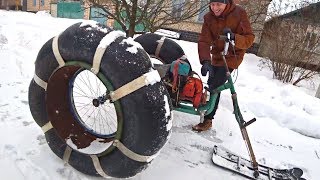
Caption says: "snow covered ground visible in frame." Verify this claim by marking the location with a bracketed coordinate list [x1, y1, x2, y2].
[0, 10, 320, 180]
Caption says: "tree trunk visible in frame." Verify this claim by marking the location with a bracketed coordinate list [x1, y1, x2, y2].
[316, 83, 320, 99]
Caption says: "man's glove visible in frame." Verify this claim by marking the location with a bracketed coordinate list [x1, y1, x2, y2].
[223, 28, 235, 41]
[201, 60, 212, 76]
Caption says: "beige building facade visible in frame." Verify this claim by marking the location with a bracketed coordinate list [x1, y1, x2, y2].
[26, 0, 50, 12]
[0, 0, 21, 9]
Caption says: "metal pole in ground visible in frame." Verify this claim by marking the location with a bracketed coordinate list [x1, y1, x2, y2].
[316, 83, 320, 99]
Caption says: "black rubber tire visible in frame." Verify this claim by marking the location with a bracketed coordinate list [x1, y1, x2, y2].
[28, 22, 172, 178]
[134, 33, 185, 64]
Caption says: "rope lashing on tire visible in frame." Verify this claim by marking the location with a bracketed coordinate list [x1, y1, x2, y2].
[52, 35, 65, 67]
[63, 146, 72, 164]
[109, 69, 161, 102]
[33, 34, 65, 91]
[33, 74, 47, 90]
[61, 140, 158, 177]
[90, 155, 111, 178]
[155, 36, 166, 57]
[112, 139, 159, 163]
[60, 140, 157, 176]
[41, 121, 53, 133]
[91, 47, 107, 75]
[91, 31, 126, 74]
[62, 146, 111, 178]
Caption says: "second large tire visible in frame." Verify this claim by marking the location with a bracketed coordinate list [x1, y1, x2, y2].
[134, 33, 186, 64]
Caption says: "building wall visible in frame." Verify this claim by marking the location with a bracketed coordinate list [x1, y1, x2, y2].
[83, 1, 90, 20]
[258, 7, 320, 72]
[27, 0, 50, 12]
[50, 3, 57, 17]
[1, 0, 19, 9]
[259, 26, 320, 71]
[83, 0, 115, 26]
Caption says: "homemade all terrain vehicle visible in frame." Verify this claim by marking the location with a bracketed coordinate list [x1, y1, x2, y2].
[28, 22, 305, 179]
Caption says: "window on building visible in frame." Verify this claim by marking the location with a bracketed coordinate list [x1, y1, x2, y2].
[41, 0, 44, 6]
[172, 0, 185, 18]
[33, 0, 36, 6]
[197, 0, 209, 22]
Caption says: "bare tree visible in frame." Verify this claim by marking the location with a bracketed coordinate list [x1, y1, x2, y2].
[86, 0, 208, 37]
[259, 0, 320, 85]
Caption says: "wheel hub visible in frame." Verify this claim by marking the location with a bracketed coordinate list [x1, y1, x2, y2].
[92, 99, 100, 107]
[92, 95, 107, 107]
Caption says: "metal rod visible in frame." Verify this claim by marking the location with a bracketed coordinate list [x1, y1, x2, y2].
[221, 38, 259, 175]
[241, 127, 259, 170]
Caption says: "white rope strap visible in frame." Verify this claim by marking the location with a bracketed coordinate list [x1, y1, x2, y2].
[41, 121, 53, 133]
[91, 47, 106, 74]
[90, 155, 111, 178]
[63, 146, 72, 164]
[113, 140, 157, 163]
[150, 55, 164, 62]
[52, 35, 65, 67]
[155, 36, 166, 57]
[110, 70, 160, 101]
[91, 31, 126, 74]
[33, 74, 47, 90]
[110, 74, 147, 102]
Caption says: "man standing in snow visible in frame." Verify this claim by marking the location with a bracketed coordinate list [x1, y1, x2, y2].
[193, 0, 255, 132]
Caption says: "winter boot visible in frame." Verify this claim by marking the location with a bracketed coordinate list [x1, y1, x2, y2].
[192, 119, 212, 132]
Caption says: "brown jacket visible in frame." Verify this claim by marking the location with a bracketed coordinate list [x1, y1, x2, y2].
[198, 0, 255, 69]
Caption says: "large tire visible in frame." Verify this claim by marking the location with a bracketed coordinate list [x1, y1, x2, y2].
[28, 22, 173, 178]
[134, 33, 186, 64]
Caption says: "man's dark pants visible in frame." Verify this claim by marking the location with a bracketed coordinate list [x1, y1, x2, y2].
[204, 65, 233, 120]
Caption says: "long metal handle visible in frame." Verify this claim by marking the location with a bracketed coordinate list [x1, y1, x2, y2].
[241, 127, 259, 170]
[221, 38, 259, 177]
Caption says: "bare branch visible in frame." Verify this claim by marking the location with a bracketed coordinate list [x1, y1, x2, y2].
[86, 0, 208, 36]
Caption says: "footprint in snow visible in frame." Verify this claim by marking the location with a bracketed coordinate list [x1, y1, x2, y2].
[56, 167, 83, 180]
[22, 121, 33, 126]
[172, 126, 223, 144]
[37, 135, 46, 145]
[194, 129, 223, 143]
[21, 100, 28, 105]
[0, 103, 9, 107]
[3, 144, 50, 180]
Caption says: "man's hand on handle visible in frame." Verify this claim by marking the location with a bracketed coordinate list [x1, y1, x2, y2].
[223, 28, 235, 41]
[201, 60, 213, 77]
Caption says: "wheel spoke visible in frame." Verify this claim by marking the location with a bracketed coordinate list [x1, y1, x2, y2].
[71, 69, 117, 138]
[101, 104, 117, 130]
[99, 107, 112, 134]
[84, 70, 97, 97]
[73, 89, 93, 98]
[74, 81, 95, 99]
[78, 72, 95, 98]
